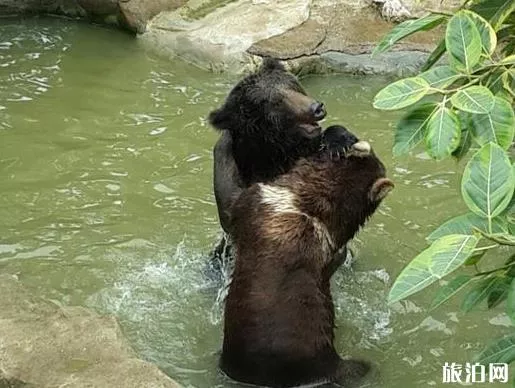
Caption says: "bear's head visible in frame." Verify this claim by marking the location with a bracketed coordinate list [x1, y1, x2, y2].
[209, 58, 327, 185]
[285, 125, 394, 248]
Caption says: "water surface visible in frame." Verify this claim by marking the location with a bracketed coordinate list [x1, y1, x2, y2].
[0, 17, 510, 388]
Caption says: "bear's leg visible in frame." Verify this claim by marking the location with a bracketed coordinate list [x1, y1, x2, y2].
[204, 233, 234, 284]
[323, 246, 355, 279]
[335, 359, 371, 383]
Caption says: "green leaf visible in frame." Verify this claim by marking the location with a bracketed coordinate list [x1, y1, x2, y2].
[467, 11, 497, 55]
[487, 276, 511, 309]
[431, 274, 474, 310]
[501, 70, 515, 98]
[489, 0, 515, 30]
[461, 142, 515, 219]
[471, 0, 512, 24]
[464, 250, 486, 266]
[452, 126, 473, 161]
[508, 278, 515, 323]
[427, 212, 508, 242]
[388, 234, 479, 304]
[425, 106, 461, 160]
[487, 69, 508, 96]
[501, 54, 515, 65]
[480, 232, 515, 246]
[475, 334, 515, 365]
[450, 85, 495, 114]
[393, 103, 437, 156]
[422, 39, 447, 71]
[446, 11, 482, 72]
[373, 14, 447, 55]
[373, 77, 430, 110]
[461, 276, 498, 312]
[503, 39, 515, 57]
[505, 195, 515, 219]
[471, 96, 515, 150]
[419, 66, 463, 92]
[510, 221, 515, 235]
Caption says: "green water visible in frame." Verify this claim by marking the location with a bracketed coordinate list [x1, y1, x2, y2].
[0, 17, 511, 388]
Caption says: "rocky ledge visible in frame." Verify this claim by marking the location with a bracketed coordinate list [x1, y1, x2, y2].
[0, 274, 180, 388]
[0, 0, 460, 74]
[139, 0, 459, 75]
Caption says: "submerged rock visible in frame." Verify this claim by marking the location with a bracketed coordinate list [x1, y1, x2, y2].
[0, 274, 180, 388]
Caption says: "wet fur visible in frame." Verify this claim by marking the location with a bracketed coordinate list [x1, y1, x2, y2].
[222, 142, 392, 387]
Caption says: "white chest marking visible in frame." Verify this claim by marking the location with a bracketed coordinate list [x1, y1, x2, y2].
[258, 183, 335, 253]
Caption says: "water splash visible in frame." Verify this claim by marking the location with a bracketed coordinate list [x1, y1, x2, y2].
[333, 265, 393, 346]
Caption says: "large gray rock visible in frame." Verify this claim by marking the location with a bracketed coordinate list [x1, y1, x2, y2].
[140, 0, 455, 74]
[119, 0, 189, 33]
[0, 274, 180, 388]
[139, 0, 311, 73]
[248, 1, 441, 75]
[0, 0, 460, 74]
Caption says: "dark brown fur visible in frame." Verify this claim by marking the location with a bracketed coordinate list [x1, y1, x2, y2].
[221, 147, 393, 388]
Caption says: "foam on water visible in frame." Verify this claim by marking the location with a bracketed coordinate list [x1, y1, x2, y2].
[87, 238, 221, 380]
[333, 265, 393, 347]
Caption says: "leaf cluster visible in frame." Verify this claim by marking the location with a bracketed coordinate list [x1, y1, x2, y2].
[373, 0, 515, 374]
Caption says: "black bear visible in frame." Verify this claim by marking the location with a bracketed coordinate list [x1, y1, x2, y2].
[209, 58, 354, 277]
[210, 58, 329, 236]
[221, 126, 394, 388]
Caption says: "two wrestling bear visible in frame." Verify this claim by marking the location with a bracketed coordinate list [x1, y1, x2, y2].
[209, 58, 393, 387]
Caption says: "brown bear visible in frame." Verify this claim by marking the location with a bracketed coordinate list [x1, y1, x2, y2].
[221, 126, 394, 387]
[208, 59, 355, 279]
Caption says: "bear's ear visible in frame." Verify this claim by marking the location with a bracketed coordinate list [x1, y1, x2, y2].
[208, 108, 231, 130]
[369, 178, 394, 202]
[260, 57, 285, 72]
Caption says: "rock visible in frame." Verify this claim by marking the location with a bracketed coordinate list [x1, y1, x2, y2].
[397, 0, 460, 17]
[140, 0, 449, 75]
[0, 274, 180, 388]
[119, 0, 188, 34]
[248, 19, 327, 60]
[139, 0, 311, 73]
[372, 0, 412, 22]
[319, 50, 429, 76]
[0, 0, 185, 32]
[248, 1, 439, 75]
[0, 0, 85, 16]
[0, 0, 461, 75]
[77, 0, 119, 16]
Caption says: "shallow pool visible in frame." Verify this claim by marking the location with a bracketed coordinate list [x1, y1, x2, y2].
[0, 17, 510, 388]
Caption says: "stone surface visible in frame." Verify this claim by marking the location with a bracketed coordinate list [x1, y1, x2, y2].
[77, 0, 119, 16]
[248, 1, 442, 75]
[140, 0, 311, 73]
[0, 0, 462, 74]
[372, 0, 412, 22]
[119, 0, 188, 33]
[0, 274, 180, 388]
[140, 0, 453, 74]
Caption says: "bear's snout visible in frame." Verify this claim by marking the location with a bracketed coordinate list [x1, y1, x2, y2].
[310, 101, 326, 121]
[349, 140, 371, 157]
